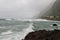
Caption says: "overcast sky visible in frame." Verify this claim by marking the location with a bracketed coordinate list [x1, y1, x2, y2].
[0, 0, 56, 19]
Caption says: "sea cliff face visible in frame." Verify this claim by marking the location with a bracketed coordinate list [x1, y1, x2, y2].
[24, 29, 60, 40]
[38, 0, 60, 20]
[43, 0, 60, 16]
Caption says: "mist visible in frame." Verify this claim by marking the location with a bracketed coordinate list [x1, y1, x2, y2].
[0, 0, 56, 19]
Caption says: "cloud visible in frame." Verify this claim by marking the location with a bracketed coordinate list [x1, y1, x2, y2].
[0, 0, 56, 19]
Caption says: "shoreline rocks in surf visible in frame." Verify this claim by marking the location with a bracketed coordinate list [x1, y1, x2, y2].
[24, 29, 60, 40]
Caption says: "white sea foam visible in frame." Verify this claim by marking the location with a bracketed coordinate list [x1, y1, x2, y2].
[0, 23, 34, 40]
[1, 31, 13, 35]
[14, 19, 49, 21]
[0, 27, 6, 29]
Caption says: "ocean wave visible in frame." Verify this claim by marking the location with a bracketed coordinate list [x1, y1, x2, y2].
[0, 18, 49, 21]
[0, 23, 34, 40]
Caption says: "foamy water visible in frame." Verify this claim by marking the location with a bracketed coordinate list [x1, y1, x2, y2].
[0, 19, 60, 40]
[0, 23, 34, 40]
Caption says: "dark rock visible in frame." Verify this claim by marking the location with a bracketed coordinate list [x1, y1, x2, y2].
[52, 24, 57, 26]
[24, 29, 60, 40]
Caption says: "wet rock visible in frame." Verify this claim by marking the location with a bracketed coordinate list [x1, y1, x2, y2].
[52, 24, 57, 26]
[24, 29, 60, 40]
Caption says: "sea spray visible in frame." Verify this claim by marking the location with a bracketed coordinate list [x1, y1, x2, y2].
[20, 23, 34, 40]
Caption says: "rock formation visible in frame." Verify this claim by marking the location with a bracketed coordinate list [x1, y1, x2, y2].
[24, 29, 60, 40]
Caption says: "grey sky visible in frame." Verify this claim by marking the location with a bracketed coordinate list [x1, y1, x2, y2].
[0, 0, 56, 19]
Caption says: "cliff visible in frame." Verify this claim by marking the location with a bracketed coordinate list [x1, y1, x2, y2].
[24, 29, 60, 40]
[38, 0, 60, 20]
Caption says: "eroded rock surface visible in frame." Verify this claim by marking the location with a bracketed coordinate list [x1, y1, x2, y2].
[24, 29, 60, 40]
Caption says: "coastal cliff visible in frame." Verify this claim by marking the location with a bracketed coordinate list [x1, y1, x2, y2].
[38, 0, 60, 20]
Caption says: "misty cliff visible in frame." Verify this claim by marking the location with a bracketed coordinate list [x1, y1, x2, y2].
[38, 0, 60, 20]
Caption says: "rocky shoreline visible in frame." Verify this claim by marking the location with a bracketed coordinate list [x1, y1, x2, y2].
[24, 29, 60, 40]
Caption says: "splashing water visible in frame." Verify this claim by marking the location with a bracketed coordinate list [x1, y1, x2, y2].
[0, 23, 34, 40]
[20, 23, 34, 40]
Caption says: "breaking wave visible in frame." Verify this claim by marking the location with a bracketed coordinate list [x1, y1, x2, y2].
[0, 19, 59, 40]
[0, 22, 34, 40]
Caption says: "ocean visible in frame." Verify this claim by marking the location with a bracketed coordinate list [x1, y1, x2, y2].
[0, 19, 60, 40]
